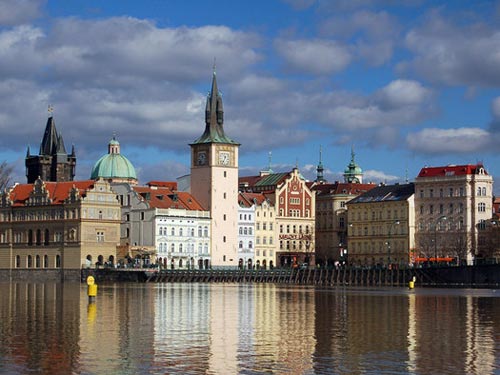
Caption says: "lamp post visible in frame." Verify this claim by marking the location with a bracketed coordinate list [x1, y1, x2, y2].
[434, 215, 447, 264]
[387, 220, 400, 267]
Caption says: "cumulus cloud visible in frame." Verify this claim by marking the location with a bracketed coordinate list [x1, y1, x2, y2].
[363, 169, 400, 184]
[406, 128, 492, 154]
[320, 10, 399, 65]
[398, 10, 500, 87]
[0, 0, 44, 26]
[275, 38, 351, 75]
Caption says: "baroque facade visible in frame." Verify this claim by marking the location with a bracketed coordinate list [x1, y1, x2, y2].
[240, 168, 315, 267]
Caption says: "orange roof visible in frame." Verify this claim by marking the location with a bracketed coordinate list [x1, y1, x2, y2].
[146, 181, 178, 190]
[132, 186, 205, 211]
[238, 192, 271, 207]
[8, 180, 96, 206]
[417, 164, 488, 178]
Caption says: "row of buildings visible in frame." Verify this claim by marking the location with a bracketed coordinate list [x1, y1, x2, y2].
[0, 72, 498, 279]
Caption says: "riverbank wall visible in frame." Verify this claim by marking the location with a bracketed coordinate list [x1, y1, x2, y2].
[80, 264, 500, 288]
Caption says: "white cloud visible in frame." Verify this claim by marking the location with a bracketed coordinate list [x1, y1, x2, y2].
[275, 38, 351, 75]
[399, 11, 500, 87]
[406, 128, 492, 154]
[363, 169, 400, 184]
[375, 80, 431, 109]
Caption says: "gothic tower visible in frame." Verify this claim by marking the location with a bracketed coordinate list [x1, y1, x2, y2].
[190, 69, 240, 268]
[25, 113, 76, 183]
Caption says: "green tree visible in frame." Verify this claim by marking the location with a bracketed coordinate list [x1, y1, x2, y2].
[0, 161, 13, 191]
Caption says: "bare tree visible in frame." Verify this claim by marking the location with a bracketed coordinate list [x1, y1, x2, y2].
[477, 221, 500, 260]
[0, 161, 13, 191]
[415, 234, 434, 259]
[446, 231, 470, 265]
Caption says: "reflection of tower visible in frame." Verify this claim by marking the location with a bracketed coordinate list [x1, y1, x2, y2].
[25, 112, 76, 183]
[343, 146, 363, 183]
[190, 68, 240, 268]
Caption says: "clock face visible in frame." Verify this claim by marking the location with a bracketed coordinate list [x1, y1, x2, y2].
[218, 151, 230, 166]
[197, 152, 207, 166]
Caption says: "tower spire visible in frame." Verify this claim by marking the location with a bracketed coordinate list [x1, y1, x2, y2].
[192, 67, 238, 145]
[316, 145, 325, 183]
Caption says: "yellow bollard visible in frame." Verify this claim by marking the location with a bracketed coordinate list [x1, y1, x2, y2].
[87, 276, 98, 303]
[409, 276, 416, 289]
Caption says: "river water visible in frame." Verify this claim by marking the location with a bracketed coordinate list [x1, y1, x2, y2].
[0, 282, 498, 375]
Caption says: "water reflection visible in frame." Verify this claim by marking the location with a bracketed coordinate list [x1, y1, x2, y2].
[0, 282, 498, 374]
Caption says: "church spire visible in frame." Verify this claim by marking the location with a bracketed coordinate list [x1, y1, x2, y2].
[343, 145, 363, 183]
[193, 68, 238, 145]
[315, 145, 326, 183]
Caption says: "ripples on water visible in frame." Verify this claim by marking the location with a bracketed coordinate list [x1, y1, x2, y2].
[0, 282, 498, 374]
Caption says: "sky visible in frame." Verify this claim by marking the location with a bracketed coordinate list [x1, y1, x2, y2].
[1, 0, 500, 193]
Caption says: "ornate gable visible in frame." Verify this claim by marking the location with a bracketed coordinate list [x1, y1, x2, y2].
[26, 178, 52, 206]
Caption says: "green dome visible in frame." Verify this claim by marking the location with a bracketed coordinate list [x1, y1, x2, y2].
[90, 137, 137, 181]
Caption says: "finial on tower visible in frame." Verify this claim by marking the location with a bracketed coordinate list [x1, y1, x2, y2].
[48, 105, 54, 117]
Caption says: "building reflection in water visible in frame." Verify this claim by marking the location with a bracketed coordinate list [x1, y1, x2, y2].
[0, 283, 498, 374]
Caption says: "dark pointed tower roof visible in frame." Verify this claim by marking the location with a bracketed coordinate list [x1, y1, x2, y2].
[191, 68, 239, 145]
[39, 116, 60, 155]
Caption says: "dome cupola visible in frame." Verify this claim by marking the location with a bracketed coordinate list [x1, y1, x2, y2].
[91, 136, 137, 184]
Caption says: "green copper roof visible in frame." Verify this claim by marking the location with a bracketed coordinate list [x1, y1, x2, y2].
[90, 137, 137, 180]
[91, 154, 137, 180]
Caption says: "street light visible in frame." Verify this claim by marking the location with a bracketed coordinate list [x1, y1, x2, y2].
[434, 215, 447, 264]
[387, 220, 400, 267]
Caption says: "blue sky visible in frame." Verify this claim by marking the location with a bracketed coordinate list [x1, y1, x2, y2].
[1, 0, 500, 193]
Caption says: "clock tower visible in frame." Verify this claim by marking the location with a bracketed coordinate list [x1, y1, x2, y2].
[190, 69, 240, 268]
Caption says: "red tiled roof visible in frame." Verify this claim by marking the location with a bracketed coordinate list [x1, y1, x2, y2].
[132, 186, 205, 211]
[417, 164, 488, 178]
[146, 181, 178, 190]
[238, 192, 271, 207]
[8, 180, 96, 206]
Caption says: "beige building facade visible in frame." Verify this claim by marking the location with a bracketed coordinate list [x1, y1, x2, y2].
[347, 183, 415, 267]
[0, 178, 121, 279]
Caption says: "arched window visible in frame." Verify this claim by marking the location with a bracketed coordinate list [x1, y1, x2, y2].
[191, 228, 194, 236]
[36, 255, 40, 268]
[179, 228, 183, 237]
[249, 241, 253, 249]
[27, 255, 32, 268]
[204, 226, 208, 237]
[239, 227, 243, 235]
[44, 254, 48, 268]
[28, 230, 33, 246]
[171, 243, 175, 253]
[16, 255, 20, 268]
[44, 229, 49, 245]
[482, 187, 487, 196]
[239, 241, 243, 249]
[198, 226, 202, 237]
[478, 203, 486, 212]
[56, 255, 61, 268]
[171, 228, 175, 236]
[179, 244, 183, 253]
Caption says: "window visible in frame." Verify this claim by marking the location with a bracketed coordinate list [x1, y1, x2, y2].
[36, 255, 40, 268]
[429, 205, 434, 214]
[478, 202, 486, 212]
[56, 255, 61, 268]
[439, 189, 443, 197]
[204, 226, 208, 237]
[96, 231, 104, 242]
[482, 187, 487, 196]
[459, 187, 464, 197]
[239, 227, 243, 235]
[449, 204, 454, 214]
[439, 204, 444, 214]
[27, 255, 32, 268]
[340, 201, 346, 208]
[478, 219, 486, 230]
[449, 188, 454, 197]
[16, 255, 20, 268]
[477, 187, 482, 196]
[420, 205, 424, 215]
[239, 241, 243, 249]
[420, 190, 424, 198]
[180, 228, 183, 236]
[429, 189, 434, 198]
[249, 241, 253, 249]
[44, 254, 48, 268]
[198, 226, 202, 237]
